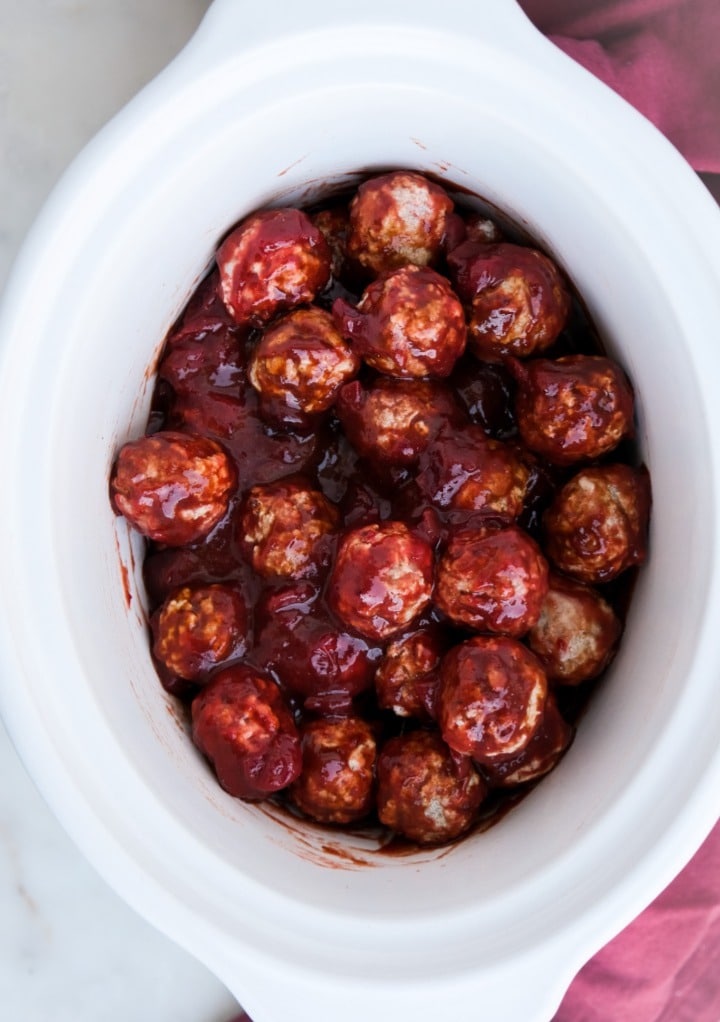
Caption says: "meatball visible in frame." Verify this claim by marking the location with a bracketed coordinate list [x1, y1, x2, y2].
[328, 522, 434, 641]
[374, 627, 444, 720]
[248, 307, 360, 426]
[311, 205, 350, 279]
[347, 170, 454, 275]
[483, 694, 573, 788]
[376, 730, 486, 845]
[527, 574, 622, 684]
[110, 431, 236, 546]
[448, 241, 571, 359]
[336, 378, 464, 468]
[289, 717, 377, 824]
[239, 479, 339, 581]
[333, 265, 466, 379]
[216, 208, 331, 325]
[254, 582, 378, 715]
[437, 636, 548, 764]
[151, 583, 250, 681]
[435, 525, 549, 636]
[543, 464, 651, 583]
[416, 423, 530, 520]
[191, 665, 301, 800]
[510, 355, 635, 464]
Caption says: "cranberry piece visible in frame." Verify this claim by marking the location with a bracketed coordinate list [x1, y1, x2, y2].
[333, 265, 466, 379]
[110, 431, 236, 546]
[217, 208, 331, 326]
[376, 730, 485, 844]
[482, 694, 573, 788]
[191, 665, 301, 800]
[448, 241, 571, 359]
[436, 524, 549, 636]
[543, 463, 651, 583]
[347, 170, 454, 275]
[438, 636, 548, 764]
[328, 522, 435, 641]
[289, 717, 377, 824]
[374, 627, 444, 720]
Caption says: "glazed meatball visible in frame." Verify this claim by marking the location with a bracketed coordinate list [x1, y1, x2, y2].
[191, 665, 301, 801]
[416, 423, 530, 520]
[110, 431, 236, 546]
[311, 205, 350, 279]
[254, 582, 378, 715]
[289, 717, 377, 824]
[347, 170, 454, 275]
[333, 265, 466, 379]
[151, 583, 249, 681]
[527, 574, 621, 684]
[437, 636, 548, 764]
[239, 479, 339, 581]
[374, 627, 444, 720]
[217, 208, 331, 326]
[448, 241, 571, 359]
[435, 525, 549, 636]
[336, 378, 464, 468]
[543, 464, 651, 583]
[376, 730, 486, 844]
[328, 522, 434, 641]
[511, 355, 635, 464]
[248, 307, 360, 425]
[483, 694, 573, 788]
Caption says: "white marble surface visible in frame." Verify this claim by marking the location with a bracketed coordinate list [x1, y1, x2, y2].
[0, 2, 240, 1018]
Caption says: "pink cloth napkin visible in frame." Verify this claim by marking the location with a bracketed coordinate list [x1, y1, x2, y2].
[517, 1, 720, 1018]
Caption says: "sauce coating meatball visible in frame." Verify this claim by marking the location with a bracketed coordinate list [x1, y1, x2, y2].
[543, 463, 651, 583]
[333, 265, 466, 379]
[438, 636, 548, 764]
[527, 574, 621, 684]
[217, 208, 331, 326]
[448, 241, 571, 359]
[289, 717, 377, 824]
[110, 431, 236, 546]
[347, 170, 454, 275]
[328, 522, 434, 641]
[151, 583, 249, 682]
[511, 355, 635, 464]
[336, 378, 464, 468]
[239, 479, 339, 580]
[374, 627, 443, 720]
[248, 307, 360, 426]
[191, 665, 301, 800]
[311, 205, 350, 279]
[436, 525, 549, 636]
[376, 730, 485, 844]
[416, 422, 530, 518]
[483, 694, 573, 788]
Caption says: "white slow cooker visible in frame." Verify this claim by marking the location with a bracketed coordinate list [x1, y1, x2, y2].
[1, 2, 720, 1020]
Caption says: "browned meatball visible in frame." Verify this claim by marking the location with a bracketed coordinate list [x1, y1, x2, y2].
[347, 171, 454, 275]
[376, 730, 485, 844]
[527, 574, 622, 684]
[435, 525, 549, 636]
[333, 265, 466, 379]
[543, 464, 651, 583]
[448, 241, 571, 359]
[336, 378, 464, 468]
[374, 627, 443, 720]
[328, 522, 434, 640]
[464, 212, 504, 245]
[482, 694, 573, 788]
[416, 422, 530, 518]
[311, 205, 350, 279]
[248, 307, 360, 425]
[191, 665, 301, 800]
[110, 431, 236, 546]
[289, 717, 377, 824]
[216, 208, 331, 325]
[510, 355, 635, 464]
[437, 636, 548, 763]
[151, 583, 249, 681]
[239, 479, 339, 581]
